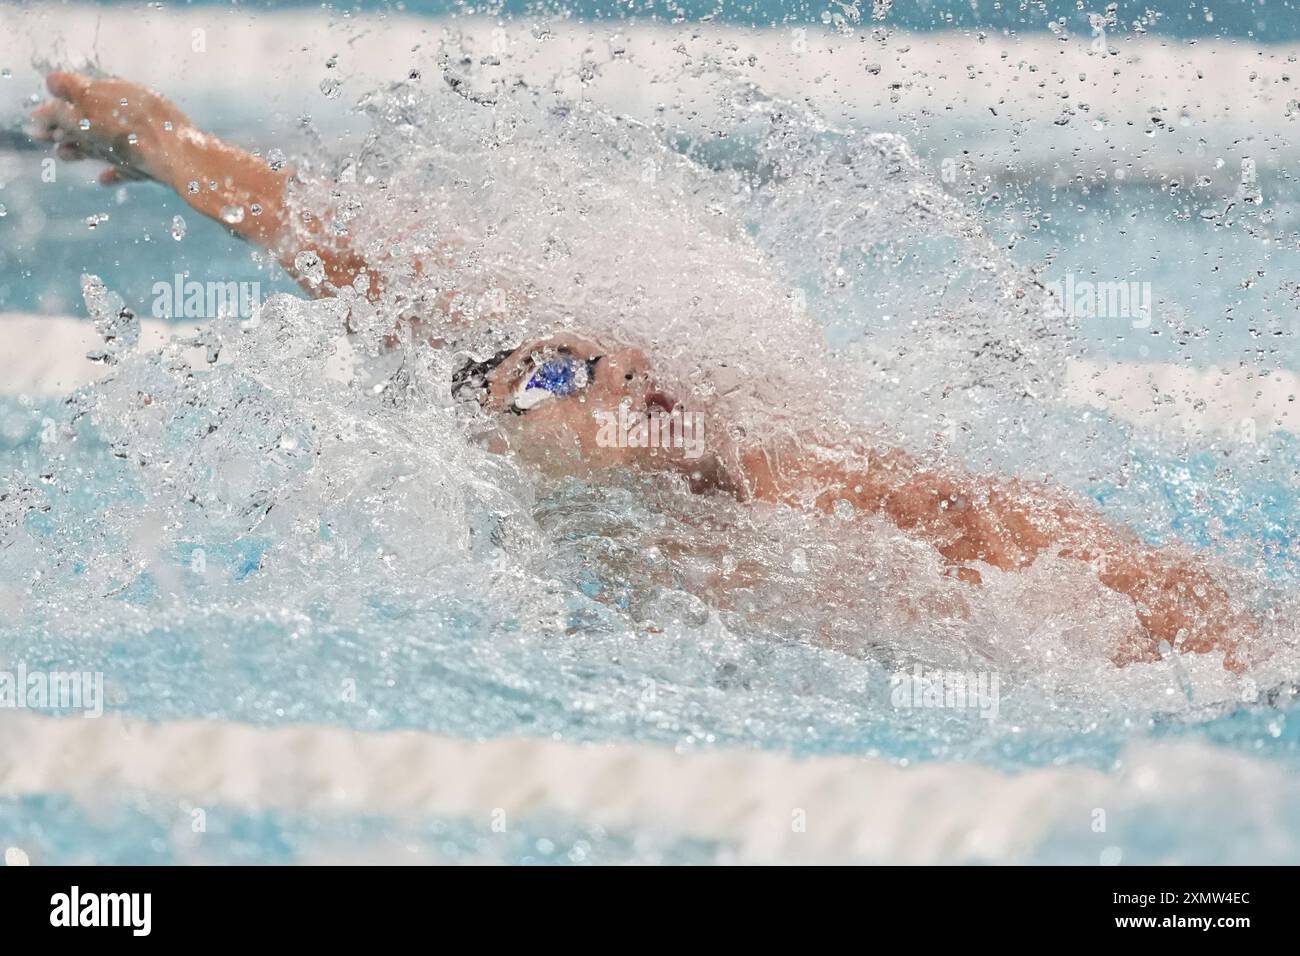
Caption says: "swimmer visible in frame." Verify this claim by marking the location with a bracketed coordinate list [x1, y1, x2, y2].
[29, 71, 1260, 671]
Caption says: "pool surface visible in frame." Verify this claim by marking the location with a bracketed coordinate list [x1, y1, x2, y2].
[0, 0, 1297, 864]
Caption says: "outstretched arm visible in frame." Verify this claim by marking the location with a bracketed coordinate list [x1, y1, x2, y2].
[739, 438, 1253, 670]
[30, 72, 371, 295]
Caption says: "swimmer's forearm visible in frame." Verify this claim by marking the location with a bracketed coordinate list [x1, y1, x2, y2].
[740, 442, 1062, 569]
[151, 127, 291, 249]
[749, 441, 1163, 583]
[34, 73, 374, 297]
[148, 124, 373, 294]
[741, 439, 1249, 667]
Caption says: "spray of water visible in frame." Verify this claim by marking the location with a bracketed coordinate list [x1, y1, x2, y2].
[2, 44, 1296, 768]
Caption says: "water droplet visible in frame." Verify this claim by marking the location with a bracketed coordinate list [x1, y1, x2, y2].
[78, 118, 90, 131]
[319, 77, 342, 99]
[220, 206, 245, 225]
[267, 148, 286, 172]
[85, 213, 109, 229]
[294, 250, 325, 286]
[171, 214, 187, 240]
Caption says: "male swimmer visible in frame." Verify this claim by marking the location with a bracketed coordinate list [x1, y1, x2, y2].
[29, 72, 1259, 671]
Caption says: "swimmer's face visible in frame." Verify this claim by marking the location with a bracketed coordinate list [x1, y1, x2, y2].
[454, 335, 726, 489]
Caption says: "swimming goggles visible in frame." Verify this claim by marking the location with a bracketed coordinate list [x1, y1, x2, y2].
[452, 346, 602, 414]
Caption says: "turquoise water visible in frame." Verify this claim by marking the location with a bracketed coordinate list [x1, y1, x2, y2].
[0, 383, 1295, 765]
[1, 1, 1298, 865]
[70, 0, 1300, 40]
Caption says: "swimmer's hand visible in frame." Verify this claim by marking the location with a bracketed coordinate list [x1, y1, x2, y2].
[30, 70, 378, 301]
[29, 72, 191, 185]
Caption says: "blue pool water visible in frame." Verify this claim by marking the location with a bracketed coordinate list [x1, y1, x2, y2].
[1, 391, 1295, 763]
[0, 1, 1298, 864]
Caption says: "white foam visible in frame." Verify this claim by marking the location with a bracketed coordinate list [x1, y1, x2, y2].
[1064, 358, 1300, 440]
[0, 315, 199, 396]
[4, 317, 1294, 441]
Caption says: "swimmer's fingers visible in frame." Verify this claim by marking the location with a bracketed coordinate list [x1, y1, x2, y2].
[97, 166, 148, 186]
[33, 71, 99, 139]
[29, 98, 108, 159]
[31, 98, 150, 182]
[32, 100, 150, 184]
[34, 73, 126, 147]
[31, 103, 104, 168]
[45, 71, 91, 105]
[29, 99, 80, 143]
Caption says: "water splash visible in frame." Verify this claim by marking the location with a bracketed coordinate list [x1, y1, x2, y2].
[1, 48, 1295, 782]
